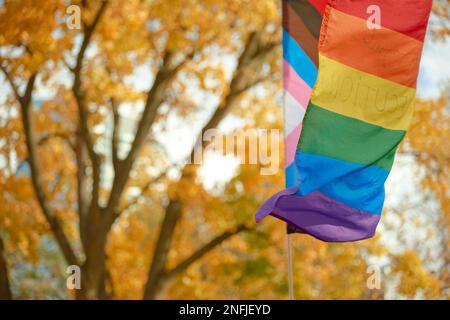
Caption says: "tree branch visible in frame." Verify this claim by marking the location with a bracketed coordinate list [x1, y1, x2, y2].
[119, 169, 169, 214]
[144, 31, 272, 299]
[75, 129, 89, 250]
[105, 50, 194, 217]
[37, 131, 75, 151]
[9, 72, 80, 266]
[2, 61, 79, 266]
[0, 65, 22, 104]
[143, 199, 182, 299]
[71, 0, 108, 212]
[189, 33, 279, 157]
[110, 98, 120, 171]
[164, 224, 250, 281]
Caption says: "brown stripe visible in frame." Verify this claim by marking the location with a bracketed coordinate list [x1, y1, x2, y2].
[287, 0, 323, 39]
[283, 1, 319, 66]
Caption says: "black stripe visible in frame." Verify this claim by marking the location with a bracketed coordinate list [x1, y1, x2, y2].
[287, 0, 323, 39]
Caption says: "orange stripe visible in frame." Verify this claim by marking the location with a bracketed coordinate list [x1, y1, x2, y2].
[320, 8, 423, 88]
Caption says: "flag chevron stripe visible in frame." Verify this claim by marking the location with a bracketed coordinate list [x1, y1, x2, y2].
[283, 1, 319, 65]
[283, 60, 312, 109]
[283, 89, 305, 168]
[284, 123, 303, 167]
[331, 0, 432, 42]
[287, 0, 323, 39]
[281, 0, 324, 183]
[283, 29, 317, 88]
[295, 151, 388, 214]
[306, 0, 328, 15]
[284, 91, 307, 135]
[321, 8, 423, 88]
[285, 162, 300, 188]
[298, 103, 404, 171]
[281, 1, 326, 234]
[311, 54, 416, 131]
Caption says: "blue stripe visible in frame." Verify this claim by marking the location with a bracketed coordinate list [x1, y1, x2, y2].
[283, 29, 318, 88]
[285, 162, 299, 189]
[295, 151, 388, 214]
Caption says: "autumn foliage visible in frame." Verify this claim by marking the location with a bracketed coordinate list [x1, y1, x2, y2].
[0, 0, 448, 299]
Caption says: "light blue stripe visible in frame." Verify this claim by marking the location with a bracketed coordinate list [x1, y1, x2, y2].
[282, 29, 318, 88]
[295, 151, 388, 214]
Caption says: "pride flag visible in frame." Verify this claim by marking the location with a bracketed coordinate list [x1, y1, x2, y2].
[256, 0, 432, 242]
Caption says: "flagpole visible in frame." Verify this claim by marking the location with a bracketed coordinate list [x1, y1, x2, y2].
[287, 232, 294, 300]
[281, 0, 294, 301]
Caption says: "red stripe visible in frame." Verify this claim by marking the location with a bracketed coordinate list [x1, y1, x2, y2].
[330, 0, 432, 42]
[307, 0, 328, 16]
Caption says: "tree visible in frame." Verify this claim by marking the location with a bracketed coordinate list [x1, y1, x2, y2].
[0, 0, 448, 300]
[0, 0, 281, 299]
[393, 91, 449, 299]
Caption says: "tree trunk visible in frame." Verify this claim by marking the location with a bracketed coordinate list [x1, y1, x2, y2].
[78, 245, 107, 299]
[0, 236, 12, 300]
[76, 208, 112, 300]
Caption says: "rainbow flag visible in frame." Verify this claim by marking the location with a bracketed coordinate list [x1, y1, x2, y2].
[256, 0, 432, 242]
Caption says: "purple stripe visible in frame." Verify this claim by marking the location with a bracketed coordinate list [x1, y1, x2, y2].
[255, 186, 380, 242]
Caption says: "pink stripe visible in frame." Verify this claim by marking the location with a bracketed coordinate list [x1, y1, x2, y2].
[283, 60, 312, 109]
[284, 123, 302, 167]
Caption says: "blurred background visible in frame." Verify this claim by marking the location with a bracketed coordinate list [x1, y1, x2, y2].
[0, 0, 448, 299]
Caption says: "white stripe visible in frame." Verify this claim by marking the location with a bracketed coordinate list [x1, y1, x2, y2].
[283, 90, 306, 137]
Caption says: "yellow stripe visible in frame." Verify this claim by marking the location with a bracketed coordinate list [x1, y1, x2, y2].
[311, 55, 416, 130]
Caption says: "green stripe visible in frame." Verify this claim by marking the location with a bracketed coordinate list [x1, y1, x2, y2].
[298, 103, 405, 171]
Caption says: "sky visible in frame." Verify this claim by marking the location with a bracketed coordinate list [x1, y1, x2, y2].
[417, 39, 450, 99]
